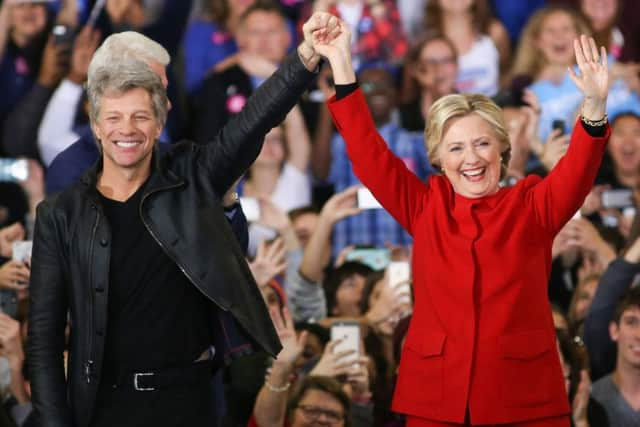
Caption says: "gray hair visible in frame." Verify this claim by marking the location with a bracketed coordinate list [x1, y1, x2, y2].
[87, 58, 168, 129]
[87, 31, 170, 86]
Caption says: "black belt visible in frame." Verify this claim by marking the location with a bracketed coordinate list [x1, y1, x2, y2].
[105, 360, 214, 392]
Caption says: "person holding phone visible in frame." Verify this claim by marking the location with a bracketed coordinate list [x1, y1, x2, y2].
[311, 17, 611, 426]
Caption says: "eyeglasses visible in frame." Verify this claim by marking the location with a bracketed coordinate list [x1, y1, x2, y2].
[297, 404, 344, 424]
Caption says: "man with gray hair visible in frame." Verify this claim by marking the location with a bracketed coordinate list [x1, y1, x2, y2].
[45, 31, 172, 195]
[28, 13, 340, 427]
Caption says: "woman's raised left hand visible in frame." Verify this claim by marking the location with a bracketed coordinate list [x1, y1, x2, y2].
[568, 35, 608, 120]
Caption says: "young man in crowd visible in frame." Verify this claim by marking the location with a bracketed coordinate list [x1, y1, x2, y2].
[591, 286, 640, 425]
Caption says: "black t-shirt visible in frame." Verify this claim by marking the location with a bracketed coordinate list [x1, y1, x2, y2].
[99, 181, 211, 379]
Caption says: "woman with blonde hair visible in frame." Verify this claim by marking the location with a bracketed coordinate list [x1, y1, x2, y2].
[311, 14, 611, 426]
[511, 5, 640, 144]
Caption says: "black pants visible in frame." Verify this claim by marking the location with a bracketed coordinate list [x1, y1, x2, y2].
[90, 381, 217, 427]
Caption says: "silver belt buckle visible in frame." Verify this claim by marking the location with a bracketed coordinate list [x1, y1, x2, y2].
[133, 372, 155, 391]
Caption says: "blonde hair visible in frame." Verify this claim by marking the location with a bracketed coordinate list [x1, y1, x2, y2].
[511, 6, 590, 80]
[426, 93, 511, 179]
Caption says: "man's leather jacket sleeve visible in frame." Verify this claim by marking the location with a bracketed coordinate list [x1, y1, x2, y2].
[195, 52, 315, 196]
[28, 201, 72, 427]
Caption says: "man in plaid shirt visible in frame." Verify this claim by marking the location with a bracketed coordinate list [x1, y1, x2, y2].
[328, 68, 433, 255]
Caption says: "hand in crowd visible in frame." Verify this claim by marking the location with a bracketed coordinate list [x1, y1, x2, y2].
[344, 355, 372, 402]
[539, 129, 570, 171]
[309, 339, 361, 378]
[0, 311, 24, 371]
[0, 222, 25, 258]
[272, 306, 307, 368]
[0, 312, 29, 404]
[0, 260, 30, 290]
[38, 36, 70, 88]
[249, 237, 287, 288]
[321, 186, 362, 226]
[365, 277, 412, 336]
[300, 187, 361, 281]
[68, 26, 101, 85]
[565, 218, 616, 269]
[571, 370, 591, 427]
[580, 185, 607, 216]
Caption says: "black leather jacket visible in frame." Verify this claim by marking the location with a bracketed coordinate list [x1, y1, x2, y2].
[27, 53, 315, 427]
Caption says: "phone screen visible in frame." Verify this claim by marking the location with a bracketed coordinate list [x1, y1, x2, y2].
[345, 248, 390, 271]
[357, 188, 382, 209]
[239, 197, 260, 222]
[601, 189, 634, 209]
[387, 261, 411, 288]
[0, 159, 29, 182]
[331, 322, 360, 362]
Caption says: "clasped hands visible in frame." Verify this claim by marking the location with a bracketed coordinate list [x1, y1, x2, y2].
[298, 12, 351, 73]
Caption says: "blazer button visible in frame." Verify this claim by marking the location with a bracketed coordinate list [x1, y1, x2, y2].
[100, 239, 109, 247]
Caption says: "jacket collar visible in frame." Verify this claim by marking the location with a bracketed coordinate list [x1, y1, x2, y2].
[80, 146, 184, 198]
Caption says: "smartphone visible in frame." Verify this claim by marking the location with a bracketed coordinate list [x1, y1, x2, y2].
[0, 158, 29, 182]
[357, 188, 382, 209]
[12, 241, 32, 264]
[239, 197, 260, 222]
[331, 322, 360, 362]
[551, 119, 566, 135]
[345, 248, 390, 271]
[387, 261, 411, 288]
[601, 189, 634, 209]
[52, 24, 74, 46]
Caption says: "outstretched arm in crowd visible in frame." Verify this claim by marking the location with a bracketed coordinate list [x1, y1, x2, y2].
[252, 307, 307, 427]
[583, 234, 640, 380]
[529, 35, 610, 235]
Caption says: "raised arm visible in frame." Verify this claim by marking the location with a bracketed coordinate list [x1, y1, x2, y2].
[198, 13, 338, 196]
[313, 19, 428, 235]
[529, 35, 610, 234]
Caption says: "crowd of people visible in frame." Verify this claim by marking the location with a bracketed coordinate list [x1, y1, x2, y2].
[1, 0, 640, 426]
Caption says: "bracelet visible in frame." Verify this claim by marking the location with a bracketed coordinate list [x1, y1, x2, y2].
[580, 113, 608, 127]
[265, 379, 291, 393]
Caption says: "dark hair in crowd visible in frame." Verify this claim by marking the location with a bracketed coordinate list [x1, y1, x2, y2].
[238, 0, 286, 26]
[323, 261, 373, 314]
[287, 376, 352, 427]
[612, 285, 640, 325]
[288, 206, 320, 223]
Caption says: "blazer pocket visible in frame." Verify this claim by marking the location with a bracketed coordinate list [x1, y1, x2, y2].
[499, 330, 556, 408]
[398, 331, 446, 403]
[405, 331, 446, 357]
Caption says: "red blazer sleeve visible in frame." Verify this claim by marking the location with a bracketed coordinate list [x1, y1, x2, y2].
[528, 119, 610, 234]
[328, 89, 428, 236]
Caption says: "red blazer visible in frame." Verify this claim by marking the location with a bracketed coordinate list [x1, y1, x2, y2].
[327, 89, 610, 424]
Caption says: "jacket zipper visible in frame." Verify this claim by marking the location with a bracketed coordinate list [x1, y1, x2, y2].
[139, 186, 229, 312]
[85, 205, 100, 384]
